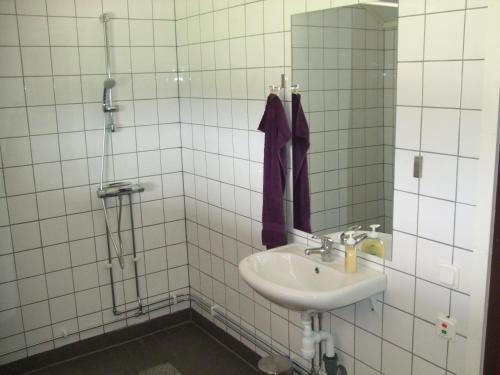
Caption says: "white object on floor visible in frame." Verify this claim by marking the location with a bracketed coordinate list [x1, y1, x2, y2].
[138, 362, 182, 375]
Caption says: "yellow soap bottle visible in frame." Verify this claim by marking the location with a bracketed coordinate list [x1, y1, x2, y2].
[344, 231, 357, 273]
[361, 224, 384, 258]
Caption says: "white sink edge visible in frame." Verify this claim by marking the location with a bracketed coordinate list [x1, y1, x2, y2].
[239, 243, 387, 312]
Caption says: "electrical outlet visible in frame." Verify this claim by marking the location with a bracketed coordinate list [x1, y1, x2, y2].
[439, 264, 459, 288]
[436, 314, 457, 340]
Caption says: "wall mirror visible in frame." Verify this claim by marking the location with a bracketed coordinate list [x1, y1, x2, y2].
[290, 3, 398, 260]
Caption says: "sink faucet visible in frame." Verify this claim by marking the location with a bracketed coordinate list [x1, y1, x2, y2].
[339, 225, 368, 245]
[305, 235, 334, 262]
[339, 225, 362, 243]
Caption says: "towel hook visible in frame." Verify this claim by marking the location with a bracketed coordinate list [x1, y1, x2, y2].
[269, 73, 287, 95]
[290, 84, 300, 94]
[269, 85, 281, 94]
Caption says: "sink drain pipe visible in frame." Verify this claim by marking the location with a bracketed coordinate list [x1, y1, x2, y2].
[301, 312, 337, 374]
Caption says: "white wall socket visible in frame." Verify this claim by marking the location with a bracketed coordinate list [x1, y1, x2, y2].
[436, 314, 457, 340]
[439, 264, 459, 288]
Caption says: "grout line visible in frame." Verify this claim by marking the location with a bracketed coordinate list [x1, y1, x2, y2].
[445, 7, 469, 373]
[50, 0, 84, 349]
[408, 1, 427, 372]
[13, 0, 48, 355]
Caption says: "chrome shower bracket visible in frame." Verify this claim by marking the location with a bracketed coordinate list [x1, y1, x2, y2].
[102, 103, 118, 113]
[99, 12, 112, 23]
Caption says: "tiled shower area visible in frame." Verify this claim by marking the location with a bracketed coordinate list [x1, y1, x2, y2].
[0, 0, 189, 364]
[0, 0, 494, 375]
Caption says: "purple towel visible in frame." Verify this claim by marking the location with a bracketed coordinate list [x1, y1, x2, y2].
[292, 93, 311, 233]
[258, 94, 292, 249]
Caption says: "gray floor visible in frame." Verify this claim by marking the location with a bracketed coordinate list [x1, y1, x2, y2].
[30, 323, 259, 375]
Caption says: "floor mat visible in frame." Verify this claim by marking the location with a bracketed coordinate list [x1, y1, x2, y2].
[138, 362, 182, 375]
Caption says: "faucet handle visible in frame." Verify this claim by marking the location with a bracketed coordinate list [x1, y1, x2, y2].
[339, 225, 363, 244]
[346, 224, 362, 232]
[312, 234, 327, 242]
[312, 235, 333, 248]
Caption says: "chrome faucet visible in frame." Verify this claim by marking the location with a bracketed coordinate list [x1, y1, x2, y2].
[305, 235, 334, 262]
[339, 225, 361, 243]
[339, 225, 368, 245]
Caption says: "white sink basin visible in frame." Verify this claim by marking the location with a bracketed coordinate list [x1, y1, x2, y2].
[239, 243, 387, 312]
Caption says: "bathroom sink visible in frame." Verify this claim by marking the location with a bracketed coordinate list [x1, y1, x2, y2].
[239, 243, 386, 312]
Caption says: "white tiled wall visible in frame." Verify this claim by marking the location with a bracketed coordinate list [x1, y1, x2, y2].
[0, 0, 190, 364]
[0, 0, 489, 373]
[178, 0, 485, 374]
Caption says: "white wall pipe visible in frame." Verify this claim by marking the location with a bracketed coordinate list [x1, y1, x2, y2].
[300, 312, 335, 360]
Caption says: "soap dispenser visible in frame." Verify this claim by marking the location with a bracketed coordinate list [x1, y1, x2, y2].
[361, 224, 384, 258]
[344, 231, 357, 273]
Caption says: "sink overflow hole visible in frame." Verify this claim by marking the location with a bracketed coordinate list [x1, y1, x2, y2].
[315, 267, 320, 274]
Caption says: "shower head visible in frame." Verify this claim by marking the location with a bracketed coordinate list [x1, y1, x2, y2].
[104, 78, 116, 89]
[102, 78, 117, 116]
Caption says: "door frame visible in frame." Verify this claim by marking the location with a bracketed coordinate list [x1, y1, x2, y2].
[469, 1, 500, 373]
[484, 162, 500, 373]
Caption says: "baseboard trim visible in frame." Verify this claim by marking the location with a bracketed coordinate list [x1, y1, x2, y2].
[0, 308, 265, 375]
[191, 309, 261, 369]
[1, 309, 191, 375]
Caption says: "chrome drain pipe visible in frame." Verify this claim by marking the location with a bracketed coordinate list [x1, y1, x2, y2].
[113, 293, 190, 317]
